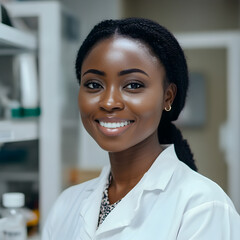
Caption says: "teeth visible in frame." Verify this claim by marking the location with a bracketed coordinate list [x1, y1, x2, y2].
[99, 121, 131, 128]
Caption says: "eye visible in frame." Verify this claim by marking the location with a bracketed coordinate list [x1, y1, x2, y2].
[84, 81, 103, 89]
[125, 82, 144, 89]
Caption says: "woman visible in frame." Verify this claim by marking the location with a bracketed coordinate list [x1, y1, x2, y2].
[43, 18, 240, 239]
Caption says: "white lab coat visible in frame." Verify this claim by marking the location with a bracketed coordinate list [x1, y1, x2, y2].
[42, 145, 240, 240]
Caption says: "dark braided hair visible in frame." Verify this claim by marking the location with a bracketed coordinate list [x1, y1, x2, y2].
[75, 18, 197, 171]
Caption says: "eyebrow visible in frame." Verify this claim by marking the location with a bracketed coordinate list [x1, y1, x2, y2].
[118, 68, 149, 77]
[82, 69, 105, 76]
[82, 68, 149, 77]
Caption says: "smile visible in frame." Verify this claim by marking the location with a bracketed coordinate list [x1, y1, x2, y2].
[95, 119, 134, 137]
[99, 121, 131, 129]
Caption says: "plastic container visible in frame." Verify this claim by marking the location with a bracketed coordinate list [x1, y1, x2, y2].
[1, 192, 27, 240]
[14, 53, 40, 117]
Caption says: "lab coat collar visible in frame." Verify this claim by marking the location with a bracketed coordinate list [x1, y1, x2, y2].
[96, 144, 179, 236]
[141, 144, 179, 191]
[79, 165, 110, 238]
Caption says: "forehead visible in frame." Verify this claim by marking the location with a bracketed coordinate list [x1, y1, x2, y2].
[81, 36, 163, 73]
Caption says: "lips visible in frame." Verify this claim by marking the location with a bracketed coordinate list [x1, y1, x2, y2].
[95, 118, 134, 136]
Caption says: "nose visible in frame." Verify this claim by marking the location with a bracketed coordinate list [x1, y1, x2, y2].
[99, 86, 124, 112]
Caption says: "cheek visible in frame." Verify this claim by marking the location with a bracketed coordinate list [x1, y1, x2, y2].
[78, 90, 98, 118]
[124, 92, 164, 124]
[141, 103, 163, 128]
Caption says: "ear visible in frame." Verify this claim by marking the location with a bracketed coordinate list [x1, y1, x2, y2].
[163, 83, 177, 110]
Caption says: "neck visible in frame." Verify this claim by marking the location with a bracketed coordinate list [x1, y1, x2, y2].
[107, 132, 163, 203]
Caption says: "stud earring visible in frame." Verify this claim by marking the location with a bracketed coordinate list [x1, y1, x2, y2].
[164, 105, 172, 112]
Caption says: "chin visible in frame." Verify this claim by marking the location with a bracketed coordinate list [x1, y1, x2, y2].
[98, 144, 126, 153]
[96, 140, 131, 153]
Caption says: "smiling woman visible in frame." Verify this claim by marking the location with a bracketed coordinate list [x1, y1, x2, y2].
[42, 18, 240, 240]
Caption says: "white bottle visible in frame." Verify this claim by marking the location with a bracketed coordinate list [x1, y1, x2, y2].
[14, 53, 39, 117]
[2, 193, 27, 240]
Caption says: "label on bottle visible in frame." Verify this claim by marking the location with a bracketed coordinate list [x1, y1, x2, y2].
[2, 219, 27, 240]
[3, 226, 27, 240]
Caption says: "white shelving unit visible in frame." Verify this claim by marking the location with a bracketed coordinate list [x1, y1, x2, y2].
[0, 16, 39, 239]
[0, 3, 80, 238]
[1, 2, 63, 231]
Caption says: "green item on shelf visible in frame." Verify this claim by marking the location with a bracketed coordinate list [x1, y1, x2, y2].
[11, 107, 23, 118]
[23, 107, 41, 117]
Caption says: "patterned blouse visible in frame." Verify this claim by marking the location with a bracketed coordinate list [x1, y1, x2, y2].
[98, 174, 121, 226]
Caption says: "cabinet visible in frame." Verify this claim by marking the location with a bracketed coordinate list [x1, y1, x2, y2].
[0, 1, 80, 234]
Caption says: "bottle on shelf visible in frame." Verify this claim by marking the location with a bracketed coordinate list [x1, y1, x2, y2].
[1, 192, 27, 240]
[16, 53, 40, 117]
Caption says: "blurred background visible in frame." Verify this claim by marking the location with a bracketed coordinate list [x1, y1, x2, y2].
[0, 0, 240, 238]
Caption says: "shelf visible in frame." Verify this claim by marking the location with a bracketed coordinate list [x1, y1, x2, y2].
[0, 23, 37, 53]
[0, 119, 38, 143]
[0, 171, 39, 181]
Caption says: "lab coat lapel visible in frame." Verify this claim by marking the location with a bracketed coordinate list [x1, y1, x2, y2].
[96, 180, 144, 236]
[79, 166, 110, 239]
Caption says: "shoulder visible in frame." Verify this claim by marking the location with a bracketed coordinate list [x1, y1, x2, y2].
[51, 177, 101, 217]
[43, 177, 100, 228]
[174, 160, 236, 211]
[169, 161, 240, 238]
[175, 163, 240, 238]
[59, 177, 99, 202]
[42, 177, 100, 238]
[45, 165, 109, 222]
[55, 165, 110, 206]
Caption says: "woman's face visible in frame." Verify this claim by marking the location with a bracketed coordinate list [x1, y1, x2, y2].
[78, 36, 175, 152]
